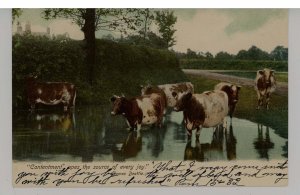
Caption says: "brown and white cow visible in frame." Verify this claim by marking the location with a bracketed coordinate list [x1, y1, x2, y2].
[172, 90, 228, 137]
[139, 85, 167, 114]
[254, 68, 276, 110]
[141, 82, 194, 107]
[25, 75, 76, 111]
[110, 93, 166, 131]
[214, 82, 241, 118]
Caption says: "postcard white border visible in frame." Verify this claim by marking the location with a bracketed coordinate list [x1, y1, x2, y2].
[1, 8, 300, 195]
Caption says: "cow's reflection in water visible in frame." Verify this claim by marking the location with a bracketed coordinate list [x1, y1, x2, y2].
[226, 124, 237, 160]
[254, 124, 274, 160]
[112, 131, 142, 161]
[184, 124, 237, 161]
[29, 111, 75, 133]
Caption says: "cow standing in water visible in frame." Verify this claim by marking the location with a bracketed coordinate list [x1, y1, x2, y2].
[25, 75, 76, 112]
[172, 90, 228, 138]
[110, 94, 166, 131]
[141, 82, 194, 108]
[214, 82, 241, 119]
[254, 68, 276, 110]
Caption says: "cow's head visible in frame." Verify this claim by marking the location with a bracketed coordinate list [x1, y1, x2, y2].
[172, 91, 193, 112]
[258, 68, 275, 85]
[110, 95, 126, 116]
[230, 85, 241, 104]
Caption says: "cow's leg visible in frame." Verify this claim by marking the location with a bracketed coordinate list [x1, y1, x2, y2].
[256, 91, 262, 110]
[186, 129, 192, 140]
[126, 120, 133, 131]
[29, 99, 36, 112]
[196, 126, 201, 140]
[266, 93, 271, 110]
[137, 123, 142, 131]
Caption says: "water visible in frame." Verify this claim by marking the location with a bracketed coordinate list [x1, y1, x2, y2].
[12, 106, 287, 162]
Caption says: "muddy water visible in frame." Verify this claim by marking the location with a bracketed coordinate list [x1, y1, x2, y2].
[12, 106, 287, 162]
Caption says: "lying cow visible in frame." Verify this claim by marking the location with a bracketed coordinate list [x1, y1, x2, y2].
[172, 90, 228, 138]
[141, 82, 194, 107]
[25, 75, 76, 111]
[110, 93, 166, 131]
[254, 68, 276, 110]
[214, 82, 241, 118]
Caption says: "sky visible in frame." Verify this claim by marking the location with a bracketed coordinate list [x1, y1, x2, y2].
[13, 9, 288, 55]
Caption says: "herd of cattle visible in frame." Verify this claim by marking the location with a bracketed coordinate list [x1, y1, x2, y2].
[25, 68, 276, 137]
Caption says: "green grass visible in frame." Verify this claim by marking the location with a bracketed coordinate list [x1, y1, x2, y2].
[215, 71, 288, 83]
[187, 75, 288, 139]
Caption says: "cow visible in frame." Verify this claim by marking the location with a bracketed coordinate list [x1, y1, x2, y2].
[254, 68, 276, 110]
[25, 75, 76, 112]
[214, 82, 241, 119]
[110, 93, 166, 131]
[172, 90, 228, 138]
[141, 82, 194, 107]
[139, 85, 167, 114]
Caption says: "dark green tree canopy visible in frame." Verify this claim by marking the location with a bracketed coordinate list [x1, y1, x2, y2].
[155, 10, 177, 49]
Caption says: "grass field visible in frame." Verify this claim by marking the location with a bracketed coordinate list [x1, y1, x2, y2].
[187, 75, 288, 139]
[214, 71, 288, 83]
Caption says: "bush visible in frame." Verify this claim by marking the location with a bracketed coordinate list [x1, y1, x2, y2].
[180, 59, 288, 71]
[12, 34, 188, 109]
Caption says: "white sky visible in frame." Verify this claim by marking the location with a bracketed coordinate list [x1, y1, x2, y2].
[13, 9, 288, 55]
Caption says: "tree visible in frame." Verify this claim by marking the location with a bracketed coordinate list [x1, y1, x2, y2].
[155, 10, 177, 49]
[139, 9, 155, 41]
[270, 46, 288, 61]
[236, 49, 248, 60]
[205, 51, 213, 60]
[186, 48, 197, 59]
[247, 45, 270, 60]
[215, 51, 233, 60]
[12, 8, 23, 23]
[43, 8, 143, 85]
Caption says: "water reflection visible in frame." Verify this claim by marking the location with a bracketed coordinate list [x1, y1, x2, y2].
[112, 131, 142, 161]
[12, 106, 287, 162]
[253, 124, 275, 160]
[27, 112, 75, 132]
[184, 124, 237, 162]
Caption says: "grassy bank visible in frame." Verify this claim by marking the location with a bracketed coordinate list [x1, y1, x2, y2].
[13, 35, 188, 109]
[187, 75, 288, 139]
[180, 59, 288, 71]
[213, 71, 288, 83]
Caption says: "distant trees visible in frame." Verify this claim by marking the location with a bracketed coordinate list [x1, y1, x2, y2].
[179, 45, 288, 61]
[270, 46, 288, 61]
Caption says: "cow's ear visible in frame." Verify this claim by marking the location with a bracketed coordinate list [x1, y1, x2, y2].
[172, 91, 178, 98]
[237, 85, 242, 91]
[110, 96, 117, 102]
[271, 70, 275, 74]
[140, 85, 144, 88]
[258, 70, 264, 75]
[121, 93, 125, 97]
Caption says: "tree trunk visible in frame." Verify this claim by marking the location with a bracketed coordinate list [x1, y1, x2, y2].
[82, 8, 96, 86]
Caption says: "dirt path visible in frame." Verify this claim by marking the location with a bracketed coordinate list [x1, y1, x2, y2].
[183, 69, 288, 96]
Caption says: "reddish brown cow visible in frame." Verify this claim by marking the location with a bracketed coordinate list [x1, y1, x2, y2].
[214, 82, 241, 119]
[110, 93, 166, 131]
[254, 68, 276, 110]
[25, 75, 76, 111]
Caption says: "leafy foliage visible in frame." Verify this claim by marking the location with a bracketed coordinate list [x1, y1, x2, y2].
[12, 8, 23, 23]
[43, 8, 143, 34]
[12, 35, 187, 109]
[155, 10, 177, 49]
